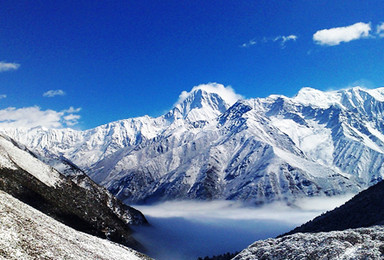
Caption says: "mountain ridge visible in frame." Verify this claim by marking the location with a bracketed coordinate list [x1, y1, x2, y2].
[2, 84, 384, 204]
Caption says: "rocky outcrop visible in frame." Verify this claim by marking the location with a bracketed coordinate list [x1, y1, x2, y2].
[234, 226, 384, 260]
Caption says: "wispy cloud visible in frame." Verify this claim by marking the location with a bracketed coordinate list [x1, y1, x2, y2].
[43, 89, 66, 97]
[136, 194, 353, 222]
[0, 106, 81, 128]
[241, 39, 257, 48]
[377, 22, 384, 38]
[313, 22, 371, 46]
[63, 114, 81, 126]
[62, 106, 81, 113]
[0, 62, 20, 72]
[241, 35, 298, 49]
[0, 94, 6, 99]
[273, 35, 298, 48]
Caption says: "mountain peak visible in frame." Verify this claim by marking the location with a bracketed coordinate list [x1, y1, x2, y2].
[292, 87, 343, 109]
[174, 83, 243, 107]
[292, 86, 384, 111]
[168, 83, 243, 122]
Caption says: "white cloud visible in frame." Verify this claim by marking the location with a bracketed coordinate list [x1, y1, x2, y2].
[175, 83, 243, 107]
[313, 22, 371, 46]
[134, 195, 354, 260]
[63, 114, 81, 126]
[43, 89, 66, 97]
[62, 106, 81, 113]
[136, 194, 353, 222]
[274, 35, 298, 48]
[0, 94, 6, 99]
[0, 62, 20, 72]
[0, 106, 81, 128]
[377, 22, 384, 38]
[283, 35, 297, 42]
[242, 35, 297, 48]
[241, 39, 257, 48]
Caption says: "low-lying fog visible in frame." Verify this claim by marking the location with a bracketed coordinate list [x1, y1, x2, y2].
[132, 194, 354, 260]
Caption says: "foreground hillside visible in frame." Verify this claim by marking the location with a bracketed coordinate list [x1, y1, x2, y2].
[0, 134, 147, 250]
[234, 179, 384, 259]
[284, 180, 384, 235]
[233, 226, 384, 260]
[0, 190, 151, 260]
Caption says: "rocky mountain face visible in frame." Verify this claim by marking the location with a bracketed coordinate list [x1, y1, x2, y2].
[233, 226, 384, 260]
[3, 86, 384, 204]
[0, 190, 151, 260]
[0, 135, 147, 251]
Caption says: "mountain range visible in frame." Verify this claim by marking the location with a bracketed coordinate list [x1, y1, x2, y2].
[3, 84, 384, 204]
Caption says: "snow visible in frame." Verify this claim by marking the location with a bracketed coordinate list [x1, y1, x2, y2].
[292, 87, 344, 109]
[0, 190, 149, 260]
[0, 150, 17, 170]
[365, 122, 384, 149]
[0, 136, 62, 187]
[345, 125, 384, 154]
[270, 117, 335, 165]
[234, 226, 384, 260]
[366, 87, 384, 102]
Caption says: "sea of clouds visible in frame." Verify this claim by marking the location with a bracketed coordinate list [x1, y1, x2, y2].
[132, 194, 354, 259]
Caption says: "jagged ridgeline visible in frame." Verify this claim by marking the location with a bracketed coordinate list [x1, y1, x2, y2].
[0, 135, 147, 251]
[3, 85, 384, 204]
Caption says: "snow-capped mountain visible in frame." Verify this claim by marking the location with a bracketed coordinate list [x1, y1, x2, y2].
[1, 84, 235, 170]
[3, 84, 384, 204]
[0, 134, 147, 250]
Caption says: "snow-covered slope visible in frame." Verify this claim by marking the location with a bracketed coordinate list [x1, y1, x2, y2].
[0, 190, 151, 260]
[233, 226, 384, 260]
[4, 85, 384, 204]
[0, 134, 147, 250]
[93, 98, 359, 204]
[0, 135, 62, 187]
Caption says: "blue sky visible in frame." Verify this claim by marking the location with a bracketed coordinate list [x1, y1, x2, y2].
[0, 0, 384, 129]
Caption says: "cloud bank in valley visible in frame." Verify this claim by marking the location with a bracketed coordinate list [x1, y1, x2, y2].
[133, 194, 354, 260]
